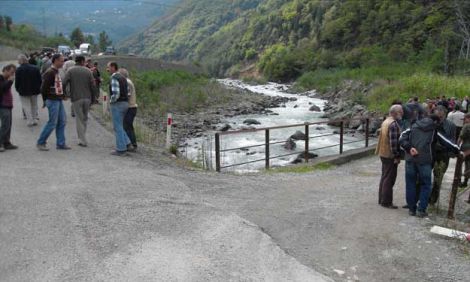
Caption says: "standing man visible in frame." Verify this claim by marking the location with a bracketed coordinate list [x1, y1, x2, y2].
[40, 53, 52, 74]
[0, 64, 18, 152]
[430, 106, 456, 206]
[447, 104, 465, 140]
[399, 115, 461, 217]
[376, 105, 403, 209]
[62, 55, 97, 147]
[107, 61, 131, 156]
[462, 96, 469, 113]
[15, 54, 42, 127]
[37, 54, 70, 151]
[119, 68, 138, 150]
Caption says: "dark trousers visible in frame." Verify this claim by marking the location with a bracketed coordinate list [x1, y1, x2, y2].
[430, 157, 449, 205]
[379, 157, 398, 206]
[0, 107, 12, 145]
[124, 107, 137, 147]
[456, 127, 462, 142]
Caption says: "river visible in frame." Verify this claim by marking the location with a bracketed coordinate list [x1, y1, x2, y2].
[181, 79, 368, 172]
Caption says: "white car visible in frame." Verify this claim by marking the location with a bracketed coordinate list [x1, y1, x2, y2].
[74, 49, 82, 55]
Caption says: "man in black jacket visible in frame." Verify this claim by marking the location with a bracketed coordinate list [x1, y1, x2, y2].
[399, 115, 460, 217]
[15, 54, 42, 126]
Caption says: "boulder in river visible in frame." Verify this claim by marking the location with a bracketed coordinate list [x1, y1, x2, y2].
[291, 152, 319, 164]
[219, 124, 232, 132]
[284, 138, 297, 150]
[309, 105, 321, 112]
[243, 119, 261, 125]
[290, 130, 307, 141]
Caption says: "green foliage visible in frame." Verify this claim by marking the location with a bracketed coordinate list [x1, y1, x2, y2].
[121, 70, 237, 117]
[258, 44, 301, 82]
[367, 73, 470, 113]
[4, 16, 12, 31]
[98, 31, 112, 52]
[70, 27, 85, 48]
[0, 21, 72, 51]
[122, 0, 468, 80]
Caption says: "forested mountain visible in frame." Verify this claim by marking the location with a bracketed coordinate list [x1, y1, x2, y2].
[1, 0, 178, 42]
[121, 0, 470, 80]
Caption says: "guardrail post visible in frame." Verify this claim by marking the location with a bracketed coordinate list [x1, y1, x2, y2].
[365, 118, 370, 148]
[265, 129, 270, 169]
[339, 121, 344, 154]
[448, 154, 464, 219]
[305, 124, 310, 163]
[215, 133, 221, 172]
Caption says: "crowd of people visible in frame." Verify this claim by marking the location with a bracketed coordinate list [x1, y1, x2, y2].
[0, 53, 138, 155]
[377, 96, 470, 218]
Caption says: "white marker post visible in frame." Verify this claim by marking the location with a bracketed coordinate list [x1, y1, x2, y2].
[166, 113, 173, 149]
[102, 91, 108, 116]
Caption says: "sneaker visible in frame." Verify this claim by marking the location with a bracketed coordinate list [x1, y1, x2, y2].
[417, 211, 429, 218]
[409, 210, 416, 216]
[57, 145, 72, 150]
[111, 150, 128, 156]
[37, 144, 49, 151]
[0, 145, 5, 152]
[4, 143, 18, 150]
[78, 143, 88, 147]
[402, 204, 409, 209]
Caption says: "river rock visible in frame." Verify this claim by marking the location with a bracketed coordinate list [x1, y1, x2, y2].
[291, 152, 319, 164]
[290, 130, 307, 141]
[309, 105, 321, 112]
[284, 138, 297, 150]
[219, 124, 232, 132]
[243, 119, 261, 125]
[349, 114, 363, 129]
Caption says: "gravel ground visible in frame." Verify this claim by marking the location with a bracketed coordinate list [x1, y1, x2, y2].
[1, 62, 470, 281]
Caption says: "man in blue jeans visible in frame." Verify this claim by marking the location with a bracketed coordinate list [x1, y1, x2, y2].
[106, 61, 133, 156]
[37, 54, 70, 151]
[399, 115, 460, 217]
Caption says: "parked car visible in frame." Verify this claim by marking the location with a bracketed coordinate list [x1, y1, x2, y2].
[74, 49, 82, 55]
[58, 45, 71, 56]
[104, 46, 116, 55]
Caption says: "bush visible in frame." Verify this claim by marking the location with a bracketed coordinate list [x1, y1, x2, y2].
[258, 44, 300, 82]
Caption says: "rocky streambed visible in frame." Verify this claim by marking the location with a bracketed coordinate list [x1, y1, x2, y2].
[176, 79, 374, 172]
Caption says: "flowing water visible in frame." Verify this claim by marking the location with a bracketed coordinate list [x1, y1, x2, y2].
[182, 79, 369, 172]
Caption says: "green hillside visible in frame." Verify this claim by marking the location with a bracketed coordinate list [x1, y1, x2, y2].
[121, 0, 470, 81]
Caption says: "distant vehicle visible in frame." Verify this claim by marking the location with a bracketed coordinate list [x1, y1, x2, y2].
[74, 49, 82, 55]
[104, 46, 116, 55]
[79, 43, 92, 55]
[128, 52, 136, 57]
[58, 45, 71, 56]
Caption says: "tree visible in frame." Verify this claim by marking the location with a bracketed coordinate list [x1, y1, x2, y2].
[70, 27, 85, 48]
[5, 16, 12, 31]
[98, 31, 112, 52]
[0, 16, 4, 30]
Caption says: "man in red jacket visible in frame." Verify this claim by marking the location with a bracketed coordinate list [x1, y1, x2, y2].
[0, 64, 18, 152]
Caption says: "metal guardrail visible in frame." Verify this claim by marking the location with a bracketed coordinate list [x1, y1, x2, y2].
[215, 118, 373, 172]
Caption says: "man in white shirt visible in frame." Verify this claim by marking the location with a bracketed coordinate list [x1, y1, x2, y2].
[447, 104, 465, 140]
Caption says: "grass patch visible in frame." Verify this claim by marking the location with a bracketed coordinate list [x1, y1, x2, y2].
[293, 63, 470, 115]
[269, 162, 335, 174]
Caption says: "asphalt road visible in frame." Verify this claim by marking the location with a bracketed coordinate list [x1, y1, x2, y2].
[1, 62, 470, 282]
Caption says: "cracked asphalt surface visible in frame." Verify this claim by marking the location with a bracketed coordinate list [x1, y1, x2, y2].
[1, 66, 470, 281]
